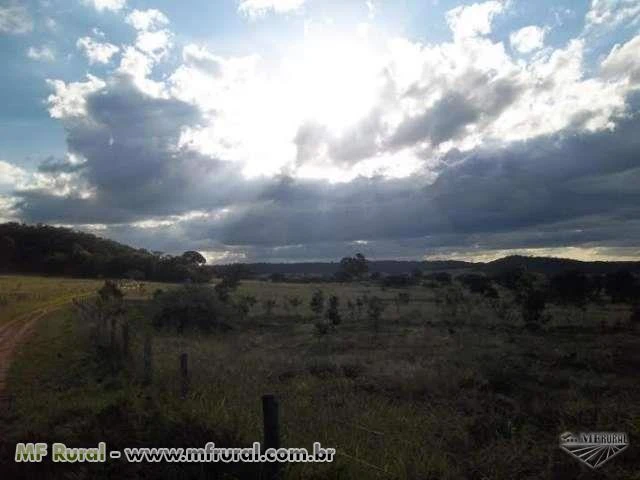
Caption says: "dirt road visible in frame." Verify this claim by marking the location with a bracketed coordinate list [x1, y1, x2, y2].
[0, 308, 53, 405]
[0, 294, 93, 406]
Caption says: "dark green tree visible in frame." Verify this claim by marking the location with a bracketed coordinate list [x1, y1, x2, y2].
[182, 251, 207, 265]
[326, 295, 341, 325]
[339, 253, 369, 280]
[310, 289, 325, 317]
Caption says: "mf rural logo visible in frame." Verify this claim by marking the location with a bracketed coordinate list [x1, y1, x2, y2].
[559, 431, 629, 469]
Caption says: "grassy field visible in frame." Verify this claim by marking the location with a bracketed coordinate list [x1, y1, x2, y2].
[1, 277, 639, 479]
[0, 275, 106, 325]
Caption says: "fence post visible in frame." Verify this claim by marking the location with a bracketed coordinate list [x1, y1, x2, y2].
[180, 353, 189, 399]
[143, 334, 153, 385]
[99, 313, 108, 348]
[110, 316, 117, 350]
[262, 394, 281, 480]
[121, 323, 130, 359]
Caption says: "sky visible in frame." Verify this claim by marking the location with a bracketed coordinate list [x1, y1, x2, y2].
[0, 0, 639, 263]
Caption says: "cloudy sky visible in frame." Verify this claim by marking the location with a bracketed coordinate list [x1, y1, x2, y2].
[0, 0, 639, 263]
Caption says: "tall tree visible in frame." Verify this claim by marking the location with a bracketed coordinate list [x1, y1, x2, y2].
[339, 253, 369, 280]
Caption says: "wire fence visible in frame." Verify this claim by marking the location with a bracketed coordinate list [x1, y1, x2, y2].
[72, 295, 435, 478]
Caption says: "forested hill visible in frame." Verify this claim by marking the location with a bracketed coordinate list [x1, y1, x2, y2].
[243, 257, 640, 276]
[1, 222, 639, 280]
[483, 255, 640, 275]
[244, 260, 474, 276]
[0, 223, 213, 282]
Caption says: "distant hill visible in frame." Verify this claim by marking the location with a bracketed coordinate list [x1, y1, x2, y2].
[0, 222, 213, 282]
[244, 259, 475, 276]
[237, 255, 640, 276]
[2, 222, 639, 280]
[483, 255, 640, 275]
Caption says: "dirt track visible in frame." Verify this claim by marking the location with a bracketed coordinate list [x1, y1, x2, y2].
[0, 308, 53, 404]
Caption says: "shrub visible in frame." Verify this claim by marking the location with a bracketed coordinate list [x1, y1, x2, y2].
[97, 280, 124, 315]
[214, 265, 245, 302]
[98, 280, 123, 302]
[346, 299, 356, 321]
[605, 270, 639, 303]
[314, 320, 331, 335]
[381, 275, 417, 288]
[424, 272, 452, 285]
[262, 298, 277, 317]
[367, 296, 386, 332]
[394, 292, 411, 313]
[549, 270, 594, 306]
[152, 285, 230, 333]
[355, 296, 365, 319]
[310, 289, 325, 317]
[288, 296, 302, 315]
[521, 289, 548, 331]
[457, 273, 494, 295]
[326, 295, 341, 325]
[236, 295, 257, 319]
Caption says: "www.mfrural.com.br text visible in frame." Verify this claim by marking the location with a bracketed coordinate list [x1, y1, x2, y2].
[15, 442, 336, 463]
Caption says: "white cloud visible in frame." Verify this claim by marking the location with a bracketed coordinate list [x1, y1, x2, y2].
[117, 46, 167, 97]
[46, 75, 106, 119]
[238, 0, 305, 18]
[124, 9, 173, 64]
[510, 25, 546, 53]
[17, 0, 640, 261]
[366, 1, 376, 19]
[134, 29, 172, 61]
[445, 0, 506, 40]
[44, 17, 57, 31]
[601, 34, 640, 86]
[82, 0, 126, 12]
[77, 36, 120, 64]
[585, 0, 640, 33]
[0, 195, 18, 223]
[0, 4, 33, 34]
[0, 161, 27, 189]
[165, 9, 639, 183]
[27, 45, 56, 62]
[125, 9, 169, 31]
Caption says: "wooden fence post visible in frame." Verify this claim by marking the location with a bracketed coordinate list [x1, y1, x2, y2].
[143, 334, 153, 385]
[121, 323, 129, 359]
[180, 353, 189, 399]
[110, 316, 117, 350]
[99, 313, 108, 348]
[262, 394, 281, 480]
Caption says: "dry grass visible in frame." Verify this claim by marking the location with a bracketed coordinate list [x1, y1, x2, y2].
[2, 278, 640, 479]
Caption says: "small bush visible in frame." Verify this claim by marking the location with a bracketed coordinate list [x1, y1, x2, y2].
[310, 289, 325, 317]
[288, 296, 302, 315]
[367, 296, 385, 332]
[98, 280, 123, 302]
[521, 289, 548, 331]
[152, 285, 230, 333]
[236, 295, 257, 319]
[326, 295, 341, 325]
[262, 298, 277, 317]
[314, 320, 331, 335]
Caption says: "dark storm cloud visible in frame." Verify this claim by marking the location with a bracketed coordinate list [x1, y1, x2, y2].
[12, 72, 640, 260]
[194, 97, 640, 253]
[390, 93, 480, 147]
[390, 71, 523, 149]
[17, 76, 274, 223]
[294, 113, 384, 166]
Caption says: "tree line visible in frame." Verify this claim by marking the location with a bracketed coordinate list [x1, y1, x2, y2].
[0, 223, 214, 283]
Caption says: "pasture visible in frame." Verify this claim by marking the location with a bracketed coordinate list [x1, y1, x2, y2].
[1, 276, 639, 479]
[0, 275, 104, 325]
